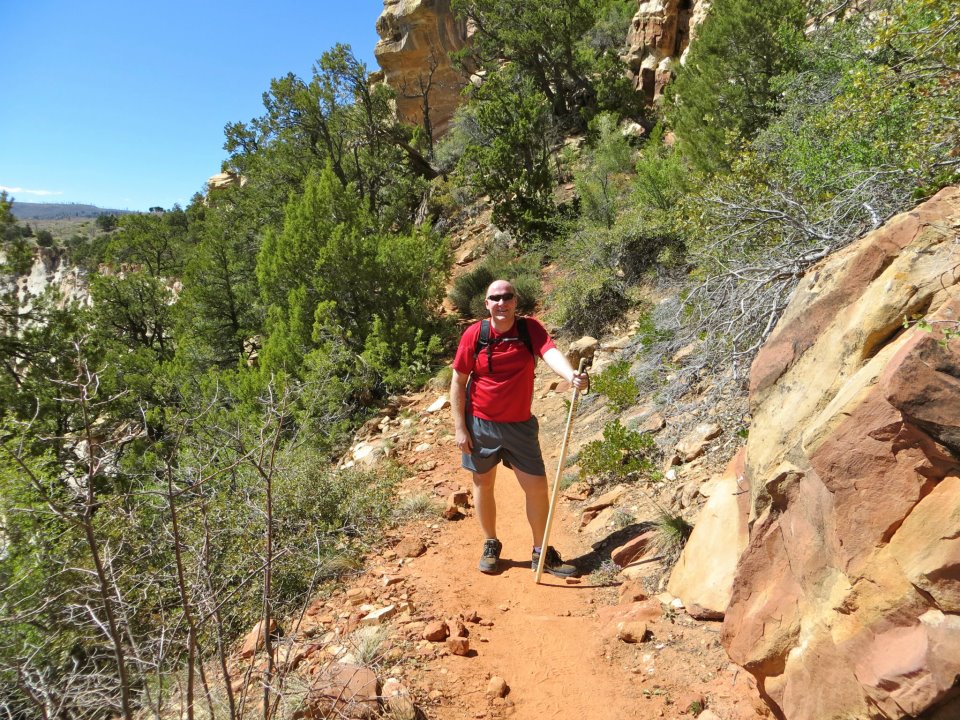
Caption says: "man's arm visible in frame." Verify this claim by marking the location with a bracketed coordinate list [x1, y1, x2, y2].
[542, 347, 589, 391]
[450, 368, 473, 453]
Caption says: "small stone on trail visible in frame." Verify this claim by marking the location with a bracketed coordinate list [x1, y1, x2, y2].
[617, 621, 649, 643]
[443, 503, 464, 521]
[447, 636, 470, 656]
[382, 678, 417, 720]
[427, 395, 450, 413]
[414, 442, 432, 452]
[423, 620, 449, 642]
[448, 618, 469, 638]
[361, 605, 396, 625]
[394, 537, 427, 558]
[418, 460, 438, 472]
[486, 676, 509, 699]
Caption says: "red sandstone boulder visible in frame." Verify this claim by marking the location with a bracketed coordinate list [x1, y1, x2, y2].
[723, 187, 960, 720]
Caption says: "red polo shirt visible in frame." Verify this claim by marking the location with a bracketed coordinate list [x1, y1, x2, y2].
[453, 317, 555, 422]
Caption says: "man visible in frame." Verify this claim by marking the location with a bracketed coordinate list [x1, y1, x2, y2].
[450, 279, 589, 576]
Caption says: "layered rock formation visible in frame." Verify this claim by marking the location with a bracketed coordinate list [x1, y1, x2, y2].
[624, 0, 709, 104]
[722, 187, 960, 719]
[1, 247, 89, 312]
[374, 0, 469, 139]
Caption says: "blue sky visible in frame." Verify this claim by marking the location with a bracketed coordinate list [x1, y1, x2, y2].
[1, 1, 385, 212]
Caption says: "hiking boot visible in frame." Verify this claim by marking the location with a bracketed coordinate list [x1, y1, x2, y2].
[478, 538, 502, 574]
[532, 546, 578, 578]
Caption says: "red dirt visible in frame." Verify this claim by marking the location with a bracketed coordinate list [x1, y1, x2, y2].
[374, 371, 770, 720]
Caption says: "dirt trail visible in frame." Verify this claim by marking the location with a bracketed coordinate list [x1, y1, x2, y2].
[379, 371, 769, 720]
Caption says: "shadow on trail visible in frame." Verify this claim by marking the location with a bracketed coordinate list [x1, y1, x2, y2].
[567, 520, 661, 577]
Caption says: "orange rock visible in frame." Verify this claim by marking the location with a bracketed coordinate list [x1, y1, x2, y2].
[446, 636, 469, 656]
[422, 620, 449, 642]
[239, 618, 278, 659]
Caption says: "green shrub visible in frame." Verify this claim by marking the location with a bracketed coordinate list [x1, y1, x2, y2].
[448, 250, 542, 319]
[547, 264, 628, 336]
[652, 510, 694, 564]
[592, 360, 640, 412]
[578, 419, 658, 483]
[634, 311, 672, 347]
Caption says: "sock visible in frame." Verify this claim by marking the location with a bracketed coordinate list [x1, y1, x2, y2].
[533, 546, 542, 553]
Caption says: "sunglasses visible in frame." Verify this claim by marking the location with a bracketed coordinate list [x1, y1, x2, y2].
[487, 293, 515, 302]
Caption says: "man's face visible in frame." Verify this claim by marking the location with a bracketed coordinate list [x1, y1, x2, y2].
[484, 281, 517, 322]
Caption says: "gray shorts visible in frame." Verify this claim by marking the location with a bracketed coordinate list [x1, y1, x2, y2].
[461, 415, 546, 476]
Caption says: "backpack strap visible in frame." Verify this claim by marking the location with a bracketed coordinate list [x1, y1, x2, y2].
[516, 317, 536, 362]
[474, 317, 536, 375]
[474, 318, 494, 372]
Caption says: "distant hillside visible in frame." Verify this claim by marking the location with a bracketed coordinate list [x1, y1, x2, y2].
[11, 202, 134, 220]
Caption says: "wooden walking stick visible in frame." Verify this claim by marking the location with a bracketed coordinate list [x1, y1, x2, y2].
[535, 358, 588, 584]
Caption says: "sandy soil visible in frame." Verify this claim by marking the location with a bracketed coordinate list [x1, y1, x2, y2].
[372, 370, 770, 720]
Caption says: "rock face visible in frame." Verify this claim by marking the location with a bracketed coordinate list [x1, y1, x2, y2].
[1, 247, 89, 313]
[374, 0, 469, 139]
[722, 187, 960, 720]
[667, 448, 749, 619]
[624, 0, 710, 104]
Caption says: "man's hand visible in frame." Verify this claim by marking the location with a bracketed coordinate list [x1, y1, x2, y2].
[455, 428, 473, 454]
[571, 370, 589, 392]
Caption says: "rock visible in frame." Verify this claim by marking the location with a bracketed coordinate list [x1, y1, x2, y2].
[567, 336, 599, 368]
[723, 187, 960, 720]
[618, 580, 648, 604]
[674, 423, 722, 462]
[361, 605, 397, 625]
[597, 599, 663, 629]
[207, 170, 244, 192]
[351, 440, 388, 468]
[274, 641, 309, 670]
[240, 618, 278, 658]
[563, 481, 592, 501]
[603, 333, 635, 350]
[442, 503, 464, 521]
[374, 0, 469, 138]
[345, 588, 370, 606]
[671, 342, 697, 364]
[448, 618, 468, 638]
[382, 678, 417, 720]
[414, 442, 432, 453]
[582, 506, 617, 535]
[668, 449, 749, 619]
[426, 395, 449, 413]
[887, 475, 960, 611]
[626, 410, 666, 434]
[447, 636, 470, 656]
[624, 0, 709, 104]
[611, 529, 658, 567]
[583, 485, 627, 513]
[417, 459, 437, 472]
[423, 620, 449, 642]
[486, 676, 509, 699]
[619, 561, 661, 581]
[302, 662, 379, 719]
[394, 537, 427, 558]
[617, 621, 649, 643]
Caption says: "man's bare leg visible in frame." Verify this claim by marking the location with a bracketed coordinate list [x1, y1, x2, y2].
[513, 468, 549, 548]
[472, 466, 498, 539]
